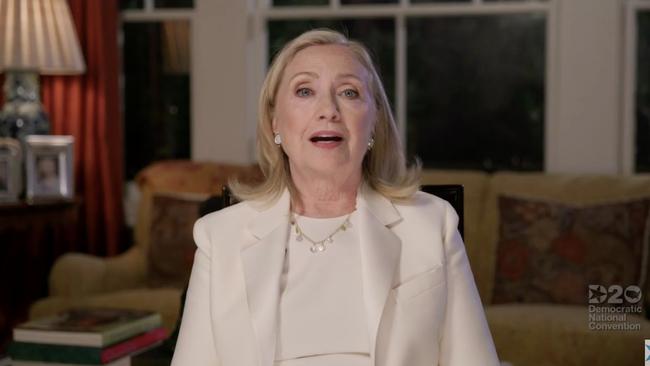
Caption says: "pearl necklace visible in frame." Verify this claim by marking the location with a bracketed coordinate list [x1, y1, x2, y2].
[290, 212, 352, 253]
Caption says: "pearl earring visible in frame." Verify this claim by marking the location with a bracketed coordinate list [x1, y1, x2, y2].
[274, 133, 282, 145]
[367, 137, 375, 150]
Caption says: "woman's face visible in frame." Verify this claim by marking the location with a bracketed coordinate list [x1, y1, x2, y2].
[273, 44, 377, 181]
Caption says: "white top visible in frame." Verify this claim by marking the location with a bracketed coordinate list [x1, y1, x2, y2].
[273, 212, 371, 366]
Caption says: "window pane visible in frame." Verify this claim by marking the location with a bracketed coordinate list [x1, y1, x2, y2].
[636, 11, 650, 172]
[120, 0, 143, 10]
[273, 0, 329, 6]
[154, 0, 194, 8]
[341, 0, 398, 4]
[122, 21, 191, 180]
[268, 19, 396, 105]
[407, 15, 546, 171]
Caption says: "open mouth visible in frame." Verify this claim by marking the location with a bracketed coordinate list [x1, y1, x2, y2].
[310, 136, 343, 142]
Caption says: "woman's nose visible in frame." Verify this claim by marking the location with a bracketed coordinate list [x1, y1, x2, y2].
[317, 93, 341, 121]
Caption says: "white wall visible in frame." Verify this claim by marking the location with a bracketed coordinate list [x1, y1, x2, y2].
[192, 0, 254, 163]
[547, 0, 625, 174]
[192, 0, 632, 174]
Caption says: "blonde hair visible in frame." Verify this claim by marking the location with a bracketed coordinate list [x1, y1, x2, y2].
[230, 29, 420, 205]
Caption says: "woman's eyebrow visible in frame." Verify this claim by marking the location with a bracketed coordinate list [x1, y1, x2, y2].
[289, 71, 318, 82]
[336, 73, 363, 82]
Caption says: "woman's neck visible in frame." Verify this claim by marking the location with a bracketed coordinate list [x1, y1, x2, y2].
[290, 169, 360, 218]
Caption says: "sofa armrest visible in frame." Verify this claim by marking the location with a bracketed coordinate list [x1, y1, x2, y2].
[49, 247, 148, 297]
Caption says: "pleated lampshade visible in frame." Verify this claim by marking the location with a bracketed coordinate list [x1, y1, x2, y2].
[0, 0, 85, 75]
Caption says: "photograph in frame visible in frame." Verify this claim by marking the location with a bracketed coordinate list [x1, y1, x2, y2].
[0, 138, 23, 203]
[25, 135, 74, 202]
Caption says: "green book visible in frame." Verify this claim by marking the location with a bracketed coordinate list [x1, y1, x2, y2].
[10, 356, 131, 366]
[13, 308, 162, 347]
[9, 327, 167, 364]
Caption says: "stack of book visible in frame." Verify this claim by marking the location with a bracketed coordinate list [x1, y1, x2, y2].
[8, 308, 167, 366]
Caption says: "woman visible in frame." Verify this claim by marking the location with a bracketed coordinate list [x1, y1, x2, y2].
[171, 29, 499, 366]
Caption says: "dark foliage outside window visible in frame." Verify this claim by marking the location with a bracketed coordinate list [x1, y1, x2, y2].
[636, 11, 650, 172]
[407, 14, 546, 171]
[120, 0, 143, 10]
[122, 21, 191, 180]
[154, 0, 194, 8]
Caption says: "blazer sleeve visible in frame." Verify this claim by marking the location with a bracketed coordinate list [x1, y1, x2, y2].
[438, 202, 501, 366]
[171, 217, 221, 366]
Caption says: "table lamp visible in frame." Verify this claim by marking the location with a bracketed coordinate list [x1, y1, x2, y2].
[0, 0, 85, 141]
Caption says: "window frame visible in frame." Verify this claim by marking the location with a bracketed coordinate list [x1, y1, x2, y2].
[623, 0, 650, 173]
[120, 0, 194, 21]
[249, 0, 557, 170]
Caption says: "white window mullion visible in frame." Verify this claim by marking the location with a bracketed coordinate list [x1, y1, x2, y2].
[264, 3, 549, 20]
[144, 0, 155, 12]
[544, 0, 559, 172]
[121, 10, 194, 22]
[396, 14, 407, 151]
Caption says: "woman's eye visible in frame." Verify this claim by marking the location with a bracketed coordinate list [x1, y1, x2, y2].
[296, 88, 313, 97]
[341, 89, 359, 98]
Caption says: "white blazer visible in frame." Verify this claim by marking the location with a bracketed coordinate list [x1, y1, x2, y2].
[171, 186, 500, 366]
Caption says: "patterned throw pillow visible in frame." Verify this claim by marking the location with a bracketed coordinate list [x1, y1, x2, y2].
[492, 195, 650, 305]
[147, 192, 207, 289]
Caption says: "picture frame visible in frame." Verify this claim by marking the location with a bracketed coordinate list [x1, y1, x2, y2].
[0, 138, 22, 203]
[25, 135, 74, 202]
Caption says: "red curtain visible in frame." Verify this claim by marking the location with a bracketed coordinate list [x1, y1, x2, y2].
[41, 0, 124, 256]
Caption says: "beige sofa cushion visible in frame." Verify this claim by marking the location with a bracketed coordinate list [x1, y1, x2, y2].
[480, 172, 650, 304]
[487, 304, 650, 366]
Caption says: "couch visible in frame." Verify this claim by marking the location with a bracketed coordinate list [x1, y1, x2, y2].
[31, 163, 650, 366]
[421, 170, 650, 366]
[29, 161, 263, 331]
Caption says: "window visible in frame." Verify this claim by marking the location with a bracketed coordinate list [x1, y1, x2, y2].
[407, 14, 545, 171]
[635, 9, 650, 172]
[261, 0, 549, 171]
[120, 1, 193, 179]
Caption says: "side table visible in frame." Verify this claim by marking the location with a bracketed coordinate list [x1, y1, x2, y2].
[0, 199, 81, 353]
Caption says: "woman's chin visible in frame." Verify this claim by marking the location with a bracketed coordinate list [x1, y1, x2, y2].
[307, 162, 360, 178]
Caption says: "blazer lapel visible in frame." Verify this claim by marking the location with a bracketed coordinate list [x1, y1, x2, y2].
[241, 190, 291, 366]
[355, 185, 403, 363]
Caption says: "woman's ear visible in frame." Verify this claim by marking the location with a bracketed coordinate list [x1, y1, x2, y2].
[272, 117, 278, 133]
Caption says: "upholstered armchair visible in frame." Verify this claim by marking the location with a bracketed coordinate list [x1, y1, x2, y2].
[29, 160, 263, 331]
